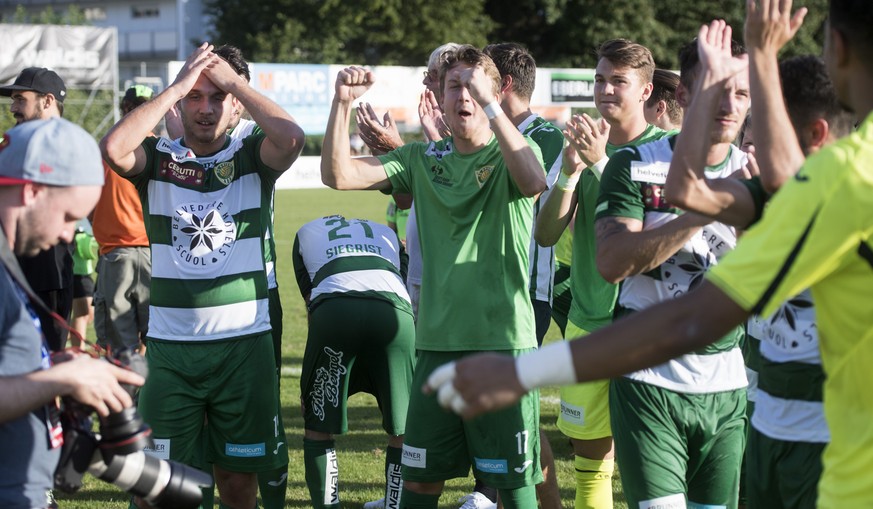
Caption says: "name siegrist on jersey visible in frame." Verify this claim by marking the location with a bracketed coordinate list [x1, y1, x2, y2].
[325, 243, 385, 259]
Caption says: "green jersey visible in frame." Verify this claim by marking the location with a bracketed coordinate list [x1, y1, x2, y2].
[379, 134, 542, 351]
[567, 124, 668, 332]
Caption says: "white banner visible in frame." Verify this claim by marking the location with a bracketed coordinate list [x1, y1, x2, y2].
[0, 24, 118, 89]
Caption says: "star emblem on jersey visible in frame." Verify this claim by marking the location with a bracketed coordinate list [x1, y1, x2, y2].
[172, 203, 237, 269]
[769, 295, 813, 334]
[181, 211, 225, 251]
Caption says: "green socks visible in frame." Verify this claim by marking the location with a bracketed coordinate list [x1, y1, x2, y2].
[303, 438, 340, 508]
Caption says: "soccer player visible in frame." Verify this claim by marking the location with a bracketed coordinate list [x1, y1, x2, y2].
[100, 42, 304, 509]
[644, 69, 683, 133]
[321, 45, 546, 509]
[484, 41, 563, 509]
[664, 5, 853, 507]
[589, 30, 749, 509]
[293, 215, 415, 509]
[534, 38, 667, 509]
[428, 1, 873, 507]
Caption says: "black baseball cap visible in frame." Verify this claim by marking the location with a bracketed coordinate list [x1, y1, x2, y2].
[0, 67, 67, 103]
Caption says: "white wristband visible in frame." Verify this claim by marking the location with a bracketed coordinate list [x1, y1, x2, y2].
[483, 101, 503, 120]
[589, 156, 609, 181]
[555, 171, 580, 191]
[515, 341, 576, 391]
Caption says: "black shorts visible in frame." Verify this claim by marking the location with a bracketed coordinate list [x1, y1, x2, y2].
[72, 274, 94, 299]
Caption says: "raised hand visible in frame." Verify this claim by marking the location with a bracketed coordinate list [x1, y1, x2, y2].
[356, 102, 403, 155]
[419, 89, 450, 141]
[335, 66, 375, 103]
[565, 113, 610, 168]
[698, 20, 749, 86]
[745, 0, 807, 55]
[171, 42, 217, 95]
[202, 53, 247, 92]
[459, 64, 497, 107]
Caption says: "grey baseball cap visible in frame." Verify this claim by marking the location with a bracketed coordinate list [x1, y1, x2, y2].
[0, 118, 104, 187]
[0, 67, 67, 103]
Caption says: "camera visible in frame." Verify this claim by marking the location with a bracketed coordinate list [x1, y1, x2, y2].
[54, 348, 213, 508]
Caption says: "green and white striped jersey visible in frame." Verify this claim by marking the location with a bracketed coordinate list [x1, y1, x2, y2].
[292, 215, 411, 315]
[130, 134, 278, 341]
[596, 135, 748, 393]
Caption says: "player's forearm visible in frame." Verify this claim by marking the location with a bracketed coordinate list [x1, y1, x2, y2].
[595, 214, 706, 283]
[534, 183, 576, 246]
[101, 85, 185, 176]
[322, 98, 357, 189]
[490, 114, 547, 197]
[665, 80, 723, 207]
[230, 81, 305, 163]
[559, 281, 747, 383]
[749, 49, 805, 193]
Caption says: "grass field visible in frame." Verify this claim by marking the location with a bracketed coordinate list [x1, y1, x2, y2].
[56, 187, 628, 508]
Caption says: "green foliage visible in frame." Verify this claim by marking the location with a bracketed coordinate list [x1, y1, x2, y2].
[0, 89, 115, 139]
[206, 0, 827, 69]
[7, 3, 90, 25]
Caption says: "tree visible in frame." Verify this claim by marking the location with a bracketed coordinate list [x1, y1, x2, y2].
[206, 0, 494, 66]
[205, 0, 827, 71]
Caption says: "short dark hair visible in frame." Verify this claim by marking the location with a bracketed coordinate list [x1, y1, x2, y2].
[596, 39, 655, 83]
[35, 92, 64, 117]
[439, 45, 501, 98]
[646, 69, 682, 126]
[678, 37, 745, 91]
[483, 42, 536, 100]
[829, 0, 873, 55]
[779, 55, 854, 139]
[214, 45, 250, 82]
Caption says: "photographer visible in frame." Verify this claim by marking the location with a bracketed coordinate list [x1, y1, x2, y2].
[0, 117, 144, 508]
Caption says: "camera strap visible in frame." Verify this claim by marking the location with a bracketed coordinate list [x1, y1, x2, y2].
[0, 226, 86, 348]
[0, 226, 66, 447]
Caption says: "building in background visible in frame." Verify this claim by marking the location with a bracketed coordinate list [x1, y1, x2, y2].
[0, 0, 210, 86]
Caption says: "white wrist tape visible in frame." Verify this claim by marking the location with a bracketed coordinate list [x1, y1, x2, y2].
[483, 101, 503, 120]
[589, 156, 609, 181]
[555, 171, 580, 191]
[515, 341, 576, 391]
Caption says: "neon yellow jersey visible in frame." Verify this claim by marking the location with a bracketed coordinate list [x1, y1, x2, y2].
[707, 111, 873, 509]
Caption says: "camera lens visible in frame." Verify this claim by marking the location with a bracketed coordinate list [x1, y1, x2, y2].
[98, 407, 153, 456]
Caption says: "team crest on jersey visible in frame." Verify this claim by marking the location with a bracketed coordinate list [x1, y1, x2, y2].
[172, 202, 236, 268]
[214, 161, 235, 186]
[475, 166, 494, 188]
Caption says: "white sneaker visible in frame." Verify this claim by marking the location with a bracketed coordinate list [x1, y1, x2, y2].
[458, 492, 497, 509]
[363, 497, 385, 509]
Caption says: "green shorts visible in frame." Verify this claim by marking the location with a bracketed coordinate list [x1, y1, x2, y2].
[138, 334, 285, 472]
[557, 322, 611, 440]
[401, 350, 543, 489]
[268, 287, 283, 374]
[300, 297, 415, 435]
[746, 426, 824, 509]
[610, 377, 747, 509]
